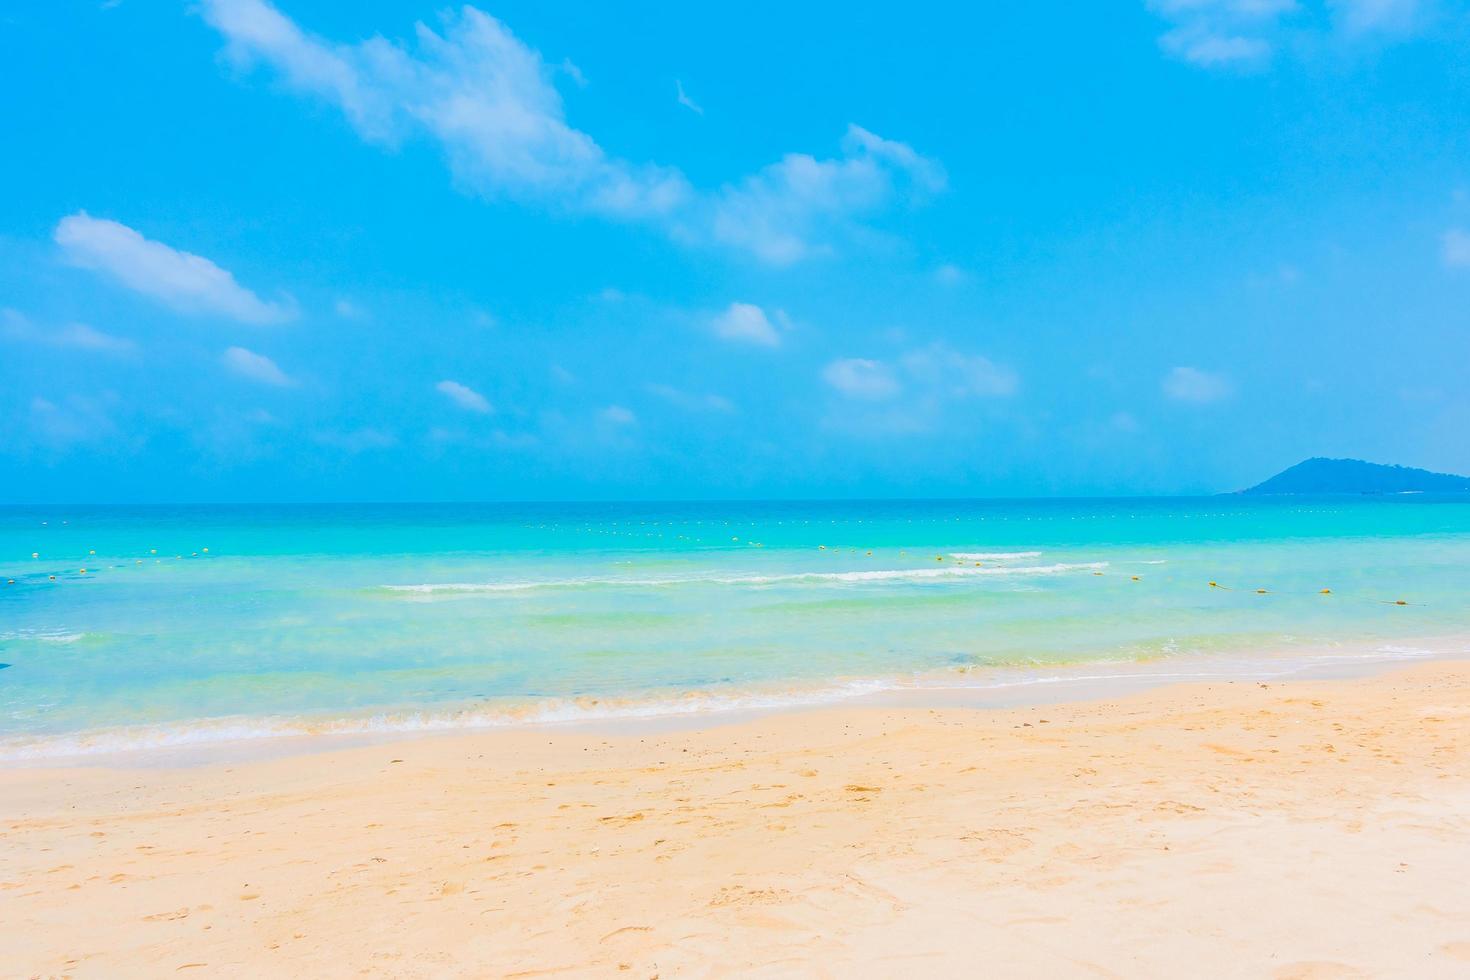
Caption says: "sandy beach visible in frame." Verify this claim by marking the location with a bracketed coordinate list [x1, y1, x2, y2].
[4, 660, 1469, 978]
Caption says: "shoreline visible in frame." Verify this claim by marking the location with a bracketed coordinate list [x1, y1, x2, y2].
[4, 658, 1469, 976]
[3, 632, 1464, 769]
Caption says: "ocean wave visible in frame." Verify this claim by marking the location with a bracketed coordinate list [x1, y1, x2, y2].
[0, 629, 86, 644]
[0, 678, 903, 760]
[0, 641, 1449, 762]
[383, 561, 1109, 595]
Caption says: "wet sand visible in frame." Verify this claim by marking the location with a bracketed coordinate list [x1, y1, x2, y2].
[4, 660, 1470, 978]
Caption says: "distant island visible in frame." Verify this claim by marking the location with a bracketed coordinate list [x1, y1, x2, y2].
[1240, 457, 1470, 495]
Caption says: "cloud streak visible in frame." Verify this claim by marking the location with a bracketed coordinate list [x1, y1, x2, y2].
[1146, 0, 1434, 69]
[436, 379, 493, 413]
[223, 346, 295, 386]
[2, 309, 135, 353]
[1162, 365, 1231, 403]
[55, 213, 294, 324]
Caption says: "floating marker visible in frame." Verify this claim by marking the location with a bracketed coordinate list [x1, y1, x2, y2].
[5, 579, 12, 586]
[150, 549, 157, 554]
[89, 549, 95, 556]
[48, 575, 56, 581]
[1320, 588, 1332, 595]
[202, 547, 209, 553]
[1131, 575, 1140, 581]
[1209, 581, 1219, 588]
[1255, 588, 1268, 594]
[79, 568, 87, 575]
[1395, 600, 1407, 606]
[31, 552, 39, 559]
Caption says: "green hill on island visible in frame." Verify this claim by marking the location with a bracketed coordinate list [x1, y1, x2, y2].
[1241, 457, 1470, 495]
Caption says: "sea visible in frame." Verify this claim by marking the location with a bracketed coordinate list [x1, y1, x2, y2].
[3, 496, 1469, 760]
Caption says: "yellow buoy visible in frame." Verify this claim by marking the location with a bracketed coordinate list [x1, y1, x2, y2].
[89, 549, 95, 556]
[1395, 600, 1407, 606]
[936, 555, 944, 562]
[79, 568, 87, 575]
[48, 575, 56, 581]
[202, 547, 209, 553]
[1255, 588, 1268, 594]
[1319, 588, 1331, 595]
[1131, 575, 1140, 581]
[150, 549, 157, 554]
[1209, 581, 1219, 588]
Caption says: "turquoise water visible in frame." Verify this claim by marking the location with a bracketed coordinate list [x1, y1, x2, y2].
[2, 497, 1469, 757]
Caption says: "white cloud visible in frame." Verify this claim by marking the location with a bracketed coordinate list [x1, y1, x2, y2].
[600, 404, 637, 425]
[199, 1, 941, 263]
[436, 379, 493, 413]
[934, 263, 967, 285]
[54, 213, 293, 323]
[24, 395, 121, 450]
[2, 308, 134, 353]
[710, 302, 783, 347]
[900, 342, 1019, 398]
[1147, 0, 1430, 69]
[822, 358, 901, 400]
[223, 346, 295, 386]
[675, 79, 703, 115]
[823, 344, 1018, 405]
[1442, 228, 1470, 268]
[704, 125, 945, 264]
[333, 298, 366, 319]
[1162, 365, 1232, 403]
[646, 383, 735, 413]
[1329, 0, 1423, 35]
[200, 0, 688, 218]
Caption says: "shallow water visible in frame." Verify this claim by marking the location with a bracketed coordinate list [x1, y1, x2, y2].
[3, 497, 1469, 758]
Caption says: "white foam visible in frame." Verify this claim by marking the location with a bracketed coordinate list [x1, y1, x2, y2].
[0, 630, 85, 644]
[948, 551, 1042, 561]
[384, 562, 1108, 595]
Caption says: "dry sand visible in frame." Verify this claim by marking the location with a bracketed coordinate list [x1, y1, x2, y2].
[4, 661, 1470, 978]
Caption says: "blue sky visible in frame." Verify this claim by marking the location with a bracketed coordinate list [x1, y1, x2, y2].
[3, 0, 1470, 502]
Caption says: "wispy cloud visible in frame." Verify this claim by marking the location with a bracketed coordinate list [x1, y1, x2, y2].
[1146, 0, 1434, 69]
[702, 125, 946, 264]
[824, 343, 1019, 403]
[54, 213, 294, 323]
[1442, 228, 1470, 267]
[675, 79, 703, 115]
[24, 394, 123, 451]
[934, 263, 967, 286]
[1162, 365, 1232, 403]
[198, 1, 941, 263]
[710, 302, 785, 347]
[646, 383, 735, 413]
[900, 342, 1019, 397]
[223, 345, 295, 386]
[2, 308, 135, 353]
[822, 358, 901, 400]
[436, 379, 493, 413]
[599, 404, 637, 426]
